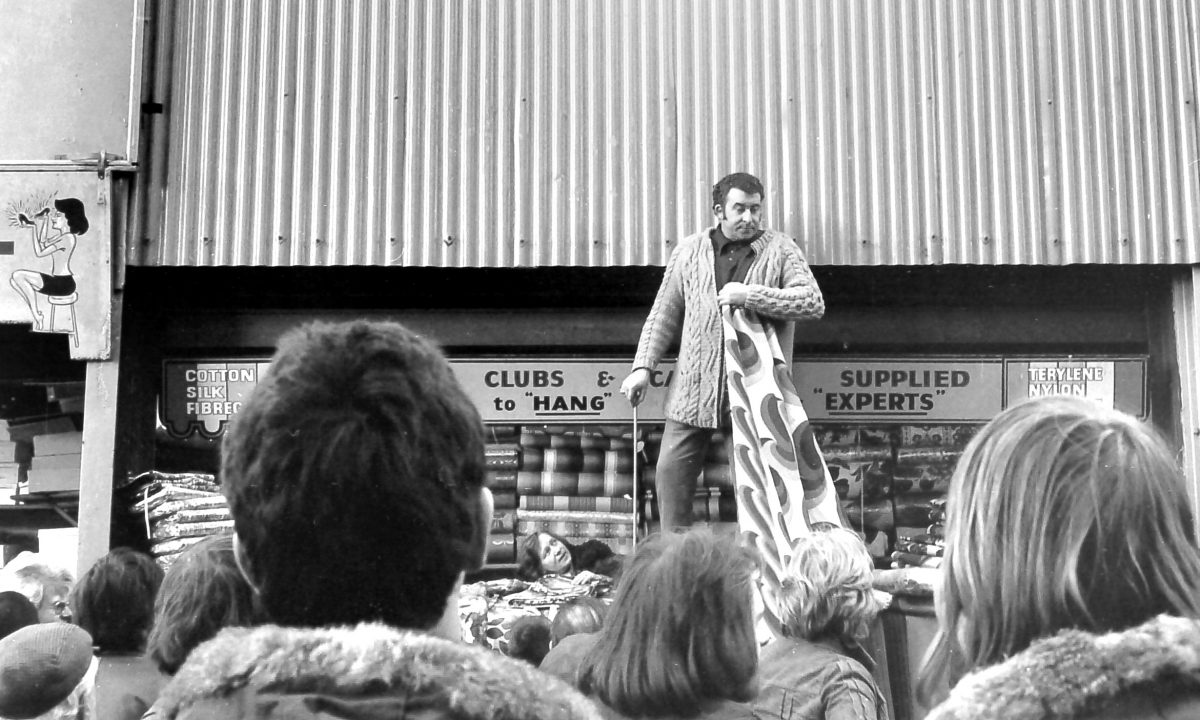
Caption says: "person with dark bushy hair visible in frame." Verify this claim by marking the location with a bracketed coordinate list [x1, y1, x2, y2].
[551, 596, 608, 647]
[506, 615, 553, 667]
[149, 320, 600, 720]
[70, 546, 166, 720]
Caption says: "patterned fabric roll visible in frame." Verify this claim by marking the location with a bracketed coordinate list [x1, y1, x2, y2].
[151, 519, 236, 541]
[897, 532, 944, 547]
[823, 447, 893, 463]
[895, 538, 944, 557]
[829, 459, 893, 501]
[518, 520, 634, 539]
[813, 425, 893, 449]
[604, 449, 634, 474]
[519, 495, 635, 513]
[490, 511, 517, 534]
[892, 464, 953, 495]
[895, 448, 962, 464]
[486, 532, 516, 563]
[899, 424, 979, 448]
[485, 444, 521, 470]
[517, 510, 633, 524]
[491, 489, 518, 510]
[485, 470, 518, 491]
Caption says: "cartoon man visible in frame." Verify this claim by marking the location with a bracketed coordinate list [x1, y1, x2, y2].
[620, 172, 825, 531]
[9, 197, 88, 331]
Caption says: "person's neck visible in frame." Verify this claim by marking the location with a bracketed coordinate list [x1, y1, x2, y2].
[427, 571, 466, 642]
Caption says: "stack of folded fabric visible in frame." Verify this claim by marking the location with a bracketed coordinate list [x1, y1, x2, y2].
[123, 471, 230, 568]
[484, 427, 522, 564]
[887, 425, 976, 569]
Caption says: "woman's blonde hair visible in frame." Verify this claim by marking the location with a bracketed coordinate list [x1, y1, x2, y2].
[778, 526, 880, 642]
[918, 395, 1200, 702]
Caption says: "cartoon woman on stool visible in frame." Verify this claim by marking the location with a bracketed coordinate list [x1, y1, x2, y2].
[9, 198, 88, 331]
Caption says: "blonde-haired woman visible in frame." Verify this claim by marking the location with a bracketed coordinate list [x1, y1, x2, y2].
[752, 524, 887, 720]
[922, 395, 1200, 719]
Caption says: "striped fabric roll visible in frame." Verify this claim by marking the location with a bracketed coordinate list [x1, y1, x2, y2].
[520, 429, 551, 448]
[491, 489, 518, 510]
[517, 509, 634, 524]
[550, 433, 582, 449]
[701, 462, 733, 490]
[520, 447, 544, 471]
[485, 470, 518, 491]
[516, 471, 579, 495]
[824, 446, 894, 463]
[643, 488, 737, 523]
[519, 495, 636, 514]
[895, 447, 962, 464]
[485, 425, 521, 442]
[485, 444, 521, 470]
[576, 472, 634, 497]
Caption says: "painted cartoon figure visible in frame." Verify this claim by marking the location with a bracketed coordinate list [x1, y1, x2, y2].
[9, 197, 88, 331]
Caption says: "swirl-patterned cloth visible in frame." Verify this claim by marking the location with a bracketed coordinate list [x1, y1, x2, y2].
[722, 307, 844, 631]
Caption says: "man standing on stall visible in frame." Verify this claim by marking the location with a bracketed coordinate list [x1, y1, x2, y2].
[620, 172, 825, 531]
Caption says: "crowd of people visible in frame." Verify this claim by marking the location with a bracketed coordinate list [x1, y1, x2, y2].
[1, 316, 1199, 719]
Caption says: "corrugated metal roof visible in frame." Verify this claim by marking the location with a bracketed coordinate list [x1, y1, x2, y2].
[145, 0, 1200, 267]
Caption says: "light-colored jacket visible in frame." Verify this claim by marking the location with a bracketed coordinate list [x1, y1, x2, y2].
[926, 614, 1200, 720]
[146, 623, 602, 720]
[633, 228, 824, 429]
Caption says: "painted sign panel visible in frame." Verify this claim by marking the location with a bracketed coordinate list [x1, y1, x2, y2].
[160, 361, 272, 438]
[792, 360, 1005, 422]
[0, 172, 113, 359]
[1005, 358, 1146, 418]
[449, 360, 672, 424]
[158, 355, 1149, 437]
[0, 0, 142, 162]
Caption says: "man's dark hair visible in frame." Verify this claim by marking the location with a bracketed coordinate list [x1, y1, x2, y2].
[71, 547, 163, 653]
[711, 172, 765, 208]
[221, 320, 486, 630]
[0, 592, 37, 640]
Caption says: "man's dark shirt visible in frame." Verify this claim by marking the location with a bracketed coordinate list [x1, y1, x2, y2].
[711, 226, 758, 289]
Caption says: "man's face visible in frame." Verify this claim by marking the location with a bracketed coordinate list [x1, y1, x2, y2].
[716, 188, 763, 240]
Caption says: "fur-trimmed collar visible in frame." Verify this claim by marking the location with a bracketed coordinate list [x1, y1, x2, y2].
[927, 614, 1200, 719]
[153, 623, 601, 720]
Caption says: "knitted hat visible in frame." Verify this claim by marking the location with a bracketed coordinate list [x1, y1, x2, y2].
[0, 623, 93, 719]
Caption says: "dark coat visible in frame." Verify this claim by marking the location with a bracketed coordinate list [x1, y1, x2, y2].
[147, 622, 602, 720]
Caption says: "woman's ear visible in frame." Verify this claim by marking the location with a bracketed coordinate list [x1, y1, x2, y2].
[464, 486, 494, 572]
[231, 534, 262, 596]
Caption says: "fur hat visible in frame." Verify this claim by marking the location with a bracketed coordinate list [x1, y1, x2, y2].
[0, 623, 93, 719]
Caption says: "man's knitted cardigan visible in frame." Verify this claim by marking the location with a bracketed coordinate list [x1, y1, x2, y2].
[633, 227, 824, 428]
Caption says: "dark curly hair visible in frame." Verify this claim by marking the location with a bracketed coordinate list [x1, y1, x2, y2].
[71, 547, 163, 653]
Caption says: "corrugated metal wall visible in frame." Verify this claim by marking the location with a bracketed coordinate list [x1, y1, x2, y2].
[146, 0, 1200, 267]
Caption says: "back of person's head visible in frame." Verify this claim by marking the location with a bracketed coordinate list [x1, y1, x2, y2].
[505, 614, 552, 666]
[929, 395, 1200, 676]
[550, 596, 607, 646]
[0, 622, 93, 719]
[581, 529, 760, 718]
[778, 525, 880, 643]
[0, 591, 38, 640]
[147, 533, 265, 675]
[71, 547, 163, 653]
[0, 552, 74, 624]
[221, 320, 488, 630]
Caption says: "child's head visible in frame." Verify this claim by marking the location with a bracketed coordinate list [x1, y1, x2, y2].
[550, 596, 608, 646]
[777, 526, 880, 643]
[937, 395, 1200, 670]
